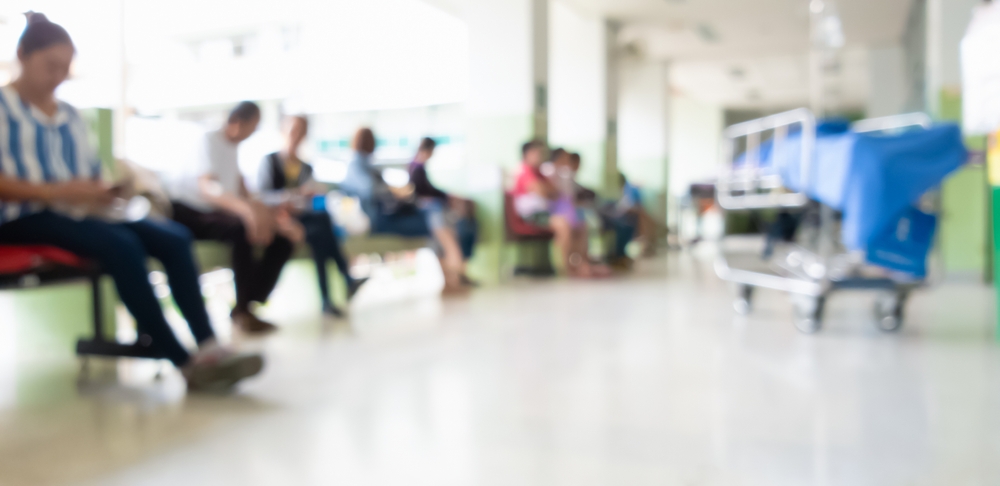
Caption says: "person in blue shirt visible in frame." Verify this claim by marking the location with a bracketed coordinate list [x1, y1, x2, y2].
[0, 13, 262, 391]
[340, 128, 468, 292]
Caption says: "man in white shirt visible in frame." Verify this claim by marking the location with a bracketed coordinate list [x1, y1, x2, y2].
[171, 102, 302, 334]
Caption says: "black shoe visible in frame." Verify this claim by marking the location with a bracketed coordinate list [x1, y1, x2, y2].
[323, 302, 344, 318]
[347, 277, 369, 300]
[459, 274, 480, 288]
[231, 310, 279, 335]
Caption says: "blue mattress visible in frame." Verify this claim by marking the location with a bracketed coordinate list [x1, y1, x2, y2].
[738, 122, 967, 276]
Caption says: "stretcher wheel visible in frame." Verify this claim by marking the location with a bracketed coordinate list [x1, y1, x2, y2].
[793, 295, 825, 334]
[874, 292, 907, 332]
[734, 284, 754, 315]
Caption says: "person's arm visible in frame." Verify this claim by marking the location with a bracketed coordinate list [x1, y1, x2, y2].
[411, 165, 449, 200]
[527, 175, 559, 200]
[0, 175, 113, 206]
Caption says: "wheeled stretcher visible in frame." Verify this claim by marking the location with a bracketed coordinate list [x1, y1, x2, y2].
[715, 109, 968, 332]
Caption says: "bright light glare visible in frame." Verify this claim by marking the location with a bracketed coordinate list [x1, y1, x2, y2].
[1, 0, 469, 112]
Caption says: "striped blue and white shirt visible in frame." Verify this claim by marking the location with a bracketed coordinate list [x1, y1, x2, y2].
[0, 84, 101, 224]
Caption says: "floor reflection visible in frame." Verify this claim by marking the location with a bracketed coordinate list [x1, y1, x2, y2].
[0, 253, 997, 485]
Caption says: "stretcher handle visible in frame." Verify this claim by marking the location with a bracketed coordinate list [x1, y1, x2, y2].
[851, 112, 932, 134]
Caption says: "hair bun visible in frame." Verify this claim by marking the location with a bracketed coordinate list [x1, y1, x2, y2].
[26, 12, 50, 25]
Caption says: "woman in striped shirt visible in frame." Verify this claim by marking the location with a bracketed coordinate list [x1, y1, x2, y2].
[0, 13, 262, 391]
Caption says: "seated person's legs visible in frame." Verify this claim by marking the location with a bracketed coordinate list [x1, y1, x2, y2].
[298, 211, 364, 316]
[611, 213, 639, 260]
[171, 202, 277, 333]
[251, 234, 294, 306]
[417, 199, 466, 290]
[124, 218, 215, 345]
[0, 211, 261, 390]
[547, 201, 608, 278]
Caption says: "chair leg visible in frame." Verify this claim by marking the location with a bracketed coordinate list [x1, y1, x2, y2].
[76, 273, 168, 360]
[90, 274, 106, 342]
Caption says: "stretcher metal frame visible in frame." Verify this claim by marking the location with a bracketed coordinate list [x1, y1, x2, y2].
[714, 109, 934, 333]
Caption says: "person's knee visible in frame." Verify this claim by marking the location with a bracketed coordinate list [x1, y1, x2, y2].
[220, 217, 249, 244]
[159, 221, 195, 249]
[99, 229, 149, 270]
[549, 216, 571, 236]
[273, 235, 295, 255]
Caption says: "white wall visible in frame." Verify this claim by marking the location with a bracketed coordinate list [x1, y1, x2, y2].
[548, 0, 606, 188]
[867, 46, 909, 117]
[617, 59, 669, 192]
[668, 93, 723, 196]
[465, 0, 535, 118]
[926, 0, 981, 114]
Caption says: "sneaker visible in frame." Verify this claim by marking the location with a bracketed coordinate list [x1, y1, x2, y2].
[182, 351, 264, 392]
[231, 310, 279, 335]
[347, 277, 369, 300]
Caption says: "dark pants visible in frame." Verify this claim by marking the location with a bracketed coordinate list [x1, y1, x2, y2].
[612, 213, 639, 259]
[371, 209, 431, 237]
[171, 203, 293, 312]
[455, 216, 477, 260]
[298, 211, 353, 308]
[0, 211, 215, 367]
[370, 206, 477, 260]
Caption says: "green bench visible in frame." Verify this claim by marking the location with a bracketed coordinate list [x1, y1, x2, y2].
[189, 234, 430, 272]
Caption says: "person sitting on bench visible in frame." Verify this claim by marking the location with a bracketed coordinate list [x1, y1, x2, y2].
[340, 128, 468, 292]
[512, 141, 606, 278]
[408, 137, 479, 287]
[171, 102, 301, 334]
[0, 13, 262, 391]
[256, 115, 367, 317]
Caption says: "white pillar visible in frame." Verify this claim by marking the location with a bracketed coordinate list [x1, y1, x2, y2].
[462, 0, 549, 280]
[464, 0, 548, 169]
[618, 59, 670, 222]
[925, 0, 980, 117]
[867, 46, 909, 118]
[548, 1, 614, 194]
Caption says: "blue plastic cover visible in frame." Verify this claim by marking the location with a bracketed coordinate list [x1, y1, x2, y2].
[741, 122, 967, 276]
[865, 206, 937, 277]
[840, 124, 967, 254]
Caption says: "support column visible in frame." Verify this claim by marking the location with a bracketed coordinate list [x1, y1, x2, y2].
[463, 0, 549, 281]
[603, 20, 621, 198]
[924, 0, 989, 281]
[618, 59, 671, 229]
[547, 2, 618, 196]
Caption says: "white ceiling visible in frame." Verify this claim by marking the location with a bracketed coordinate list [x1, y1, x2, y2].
[426, 0, 916, 110]
[567, 0, 912, 59]
[568, 0, 915, 110]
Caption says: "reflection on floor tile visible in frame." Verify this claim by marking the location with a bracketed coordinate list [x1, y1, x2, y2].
[0, 252, 998, 485]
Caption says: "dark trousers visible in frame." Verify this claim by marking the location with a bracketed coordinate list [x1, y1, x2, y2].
[298, 211, 352, 307]
[370, 205, 478, 260]
[455, 216, 477, 260]
[171, 203, 293, 312]
[0, 211, 215, 367]
[612, 213, 639, 259]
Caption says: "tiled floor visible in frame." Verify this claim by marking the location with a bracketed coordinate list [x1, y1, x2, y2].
[0, 252, 998, 485]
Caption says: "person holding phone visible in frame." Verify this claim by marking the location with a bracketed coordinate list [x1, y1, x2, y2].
[256, 115, 366, 317]
[0, 13, 263, 391]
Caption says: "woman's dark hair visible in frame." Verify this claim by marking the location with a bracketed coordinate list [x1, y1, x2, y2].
[419, 137, 437, 152]
[521, 140, 545, 157]
[353, 128, 376, 154]
[18, 12, 73, 57]
[228, 101, 261, 124]
[550, 147, 567, 162]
